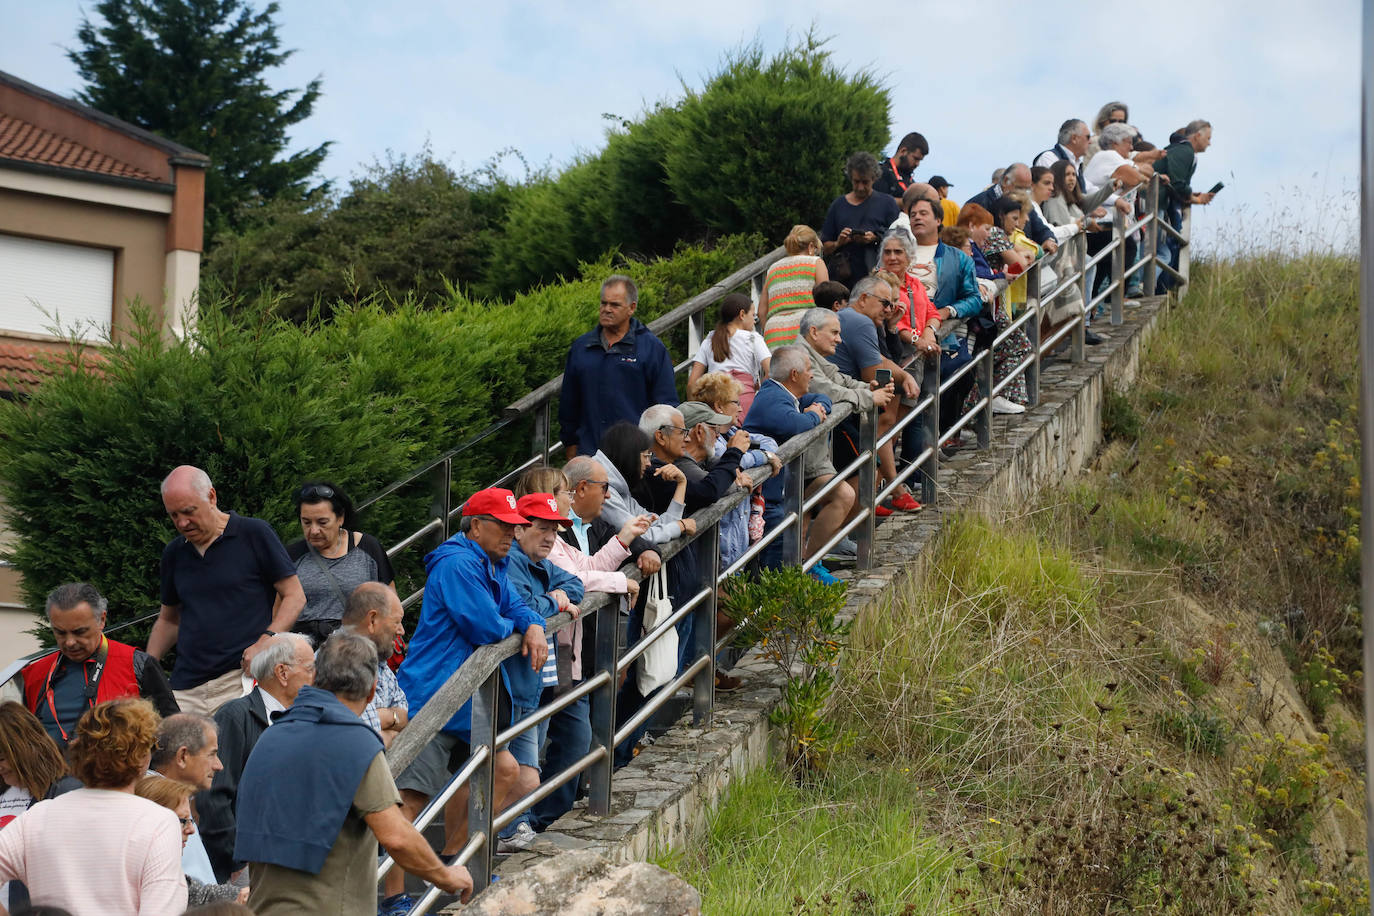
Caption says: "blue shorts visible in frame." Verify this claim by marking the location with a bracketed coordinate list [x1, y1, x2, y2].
[506, 702, 542, 768]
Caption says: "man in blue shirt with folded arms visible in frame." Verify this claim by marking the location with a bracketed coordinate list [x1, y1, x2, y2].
[385, 488, 547, 914]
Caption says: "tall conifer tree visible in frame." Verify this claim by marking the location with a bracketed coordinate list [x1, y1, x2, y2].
[68, 0, 330, 240]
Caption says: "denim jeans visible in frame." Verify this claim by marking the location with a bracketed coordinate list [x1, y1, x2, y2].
[530, 689, 591, 831]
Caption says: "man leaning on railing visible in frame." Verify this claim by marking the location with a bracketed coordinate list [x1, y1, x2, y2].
[382, 489, 546, 915]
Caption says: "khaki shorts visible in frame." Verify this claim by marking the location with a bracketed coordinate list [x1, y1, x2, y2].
[173, 669, 249, 716]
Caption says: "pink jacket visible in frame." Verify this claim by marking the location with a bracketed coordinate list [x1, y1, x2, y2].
[546, 535, 632, 682]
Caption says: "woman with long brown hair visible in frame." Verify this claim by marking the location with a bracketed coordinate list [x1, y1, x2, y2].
[0, 702, 78, 911]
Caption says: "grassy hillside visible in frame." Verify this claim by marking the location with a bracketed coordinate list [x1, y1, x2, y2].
[659, 254, 1367, 914]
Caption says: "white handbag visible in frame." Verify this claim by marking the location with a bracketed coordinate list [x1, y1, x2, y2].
[636, 568, 678, 695]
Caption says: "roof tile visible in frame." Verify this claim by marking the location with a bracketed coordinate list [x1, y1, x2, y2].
[0, 112, 159, 183]
[0, 341, 104, 394]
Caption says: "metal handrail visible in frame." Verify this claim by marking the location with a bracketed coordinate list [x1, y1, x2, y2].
[379, 174, 1189, 912]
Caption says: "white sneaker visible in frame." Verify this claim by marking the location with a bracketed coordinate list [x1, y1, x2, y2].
[991, 396, 1026, 415]
[497, 821, 537, 853]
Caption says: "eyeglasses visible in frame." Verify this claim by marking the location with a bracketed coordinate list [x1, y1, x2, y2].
[582, 480, 611, 493]
[178, 816, 194, 827]
[876, 297, 895, 310]
[659, 425, 690, 437]
[298, 484, 336, 502]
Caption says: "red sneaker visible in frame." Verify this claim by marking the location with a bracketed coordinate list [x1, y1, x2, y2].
[874, 504, 894, 518]
[891, 491, 923, 512]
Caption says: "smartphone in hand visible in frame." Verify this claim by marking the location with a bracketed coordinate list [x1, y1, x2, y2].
[1208, 181, 1224, 195]
[874, 368, 892, 387]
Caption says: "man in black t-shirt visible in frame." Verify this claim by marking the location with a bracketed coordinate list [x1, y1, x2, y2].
[147, 465, 305, 716]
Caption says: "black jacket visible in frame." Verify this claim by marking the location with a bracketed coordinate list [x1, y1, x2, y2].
[197, 688, 270, 881]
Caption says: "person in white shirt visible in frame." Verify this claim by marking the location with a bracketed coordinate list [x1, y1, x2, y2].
[1081, 123, 1156, 309]
[688, 293, 771, 417]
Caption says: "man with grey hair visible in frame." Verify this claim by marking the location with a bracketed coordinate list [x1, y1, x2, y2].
[1156, 120, 1215, 292]
[151, 712, 223, 886]
[237, 630, 472, 912]
[559, 275, 677, 459]
[744, 346, 847, 583]
[1159, 119, 1215, 209]
[197, 632, 314, 881]
[797, 306, 902, 525]
[20, 581, 177, 747]
[1034, 118, 1091, 170]
[149, 464, 305, 716]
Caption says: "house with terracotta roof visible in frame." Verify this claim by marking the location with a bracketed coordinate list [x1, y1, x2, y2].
[0, 69, 208, 377]
[0, 69, 208, 654]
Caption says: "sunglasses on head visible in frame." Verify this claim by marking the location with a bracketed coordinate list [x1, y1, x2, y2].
[299, 484, 336, 502]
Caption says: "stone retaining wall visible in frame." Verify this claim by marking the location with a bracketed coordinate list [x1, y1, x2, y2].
[458, 297, 1169, 907]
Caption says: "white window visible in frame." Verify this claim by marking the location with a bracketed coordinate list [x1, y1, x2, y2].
[0, 233, 114, 342]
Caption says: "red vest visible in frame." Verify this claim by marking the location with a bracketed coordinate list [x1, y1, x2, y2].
[21, 639, 142, 716]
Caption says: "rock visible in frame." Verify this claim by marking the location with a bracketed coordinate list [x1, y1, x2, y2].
[460, 849, 700, 915]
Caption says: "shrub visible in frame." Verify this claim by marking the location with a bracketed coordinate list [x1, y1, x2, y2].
[205, 151, 522, 316]
[0, 235, 767, 636]
[664, 36, 891, 236]
[722, 566, 850, 774]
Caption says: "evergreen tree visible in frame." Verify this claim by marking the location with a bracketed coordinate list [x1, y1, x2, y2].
[68, 0, 330, 239]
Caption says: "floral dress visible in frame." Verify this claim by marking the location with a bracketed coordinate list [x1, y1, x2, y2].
[963, 228, 1032, 409]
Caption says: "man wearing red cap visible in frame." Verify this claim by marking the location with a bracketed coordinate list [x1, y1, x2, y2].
[385, 488, 547, 913]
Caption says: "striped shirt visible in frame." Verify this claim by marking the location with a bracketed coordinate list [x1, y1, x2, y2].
[762, 255, 821, 346]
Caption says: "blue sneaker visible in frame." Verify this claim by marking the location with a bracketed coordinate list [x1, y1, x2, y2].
[809, 563, 840, 585]
[378, 893, 415, 916]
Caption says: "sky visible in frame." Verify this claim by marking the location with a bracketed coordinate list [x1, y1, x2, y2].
[0, 0, 1361, 253]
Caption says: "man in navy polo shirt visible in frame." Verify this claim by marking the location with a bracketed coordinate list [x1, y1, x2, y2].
[147, 465, 305, 716]
[558, 274, 677, 459]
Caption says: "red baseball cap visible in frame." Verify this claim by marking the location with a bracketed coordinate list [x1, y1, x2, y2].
[515, 493, 573, 526]
[462, 488, 528, 525]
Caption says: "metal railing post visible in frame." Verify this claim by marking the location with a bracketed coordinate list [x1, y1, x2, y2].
[694, 522, 719, 725]
[975, 346, 992, 449]
[783, 452, 805, 566]
[1025, 260, 1041, 407]
[751, 273, 765, 308]
[1074, 232, 1088, 362]
[1179, 206, 1193, 299]
[1111, 209, 1126, 325]
[532, 401, 551, 465]
[433, 458, 453, 543]
[467, 671, 499, 893]
[856, 404, 877, 570]
[921, 358, 940, 507]
[1144, 177, 1161, 297]
[687, 312, 705, 366]
[587, 599, 618, 817]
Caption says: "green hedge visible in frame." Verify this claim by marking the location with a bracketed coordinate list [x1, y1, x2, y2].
[0, 234, 767, 635]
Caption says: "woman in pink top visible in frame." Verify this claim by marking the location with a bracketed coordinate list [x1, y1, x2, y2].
[0, 697, 187, 916]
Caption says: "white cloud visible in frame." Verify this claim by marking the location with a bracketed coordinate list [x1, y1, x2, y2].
[1, 0, 1359, 246]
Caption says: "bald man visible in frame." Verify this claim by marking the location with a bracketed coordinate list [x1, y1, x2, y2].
[148, 465, 305, 715]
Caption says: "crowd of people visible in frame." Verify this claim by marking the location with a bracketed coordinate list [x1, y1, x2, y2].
[0, 104, 1212, 916]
